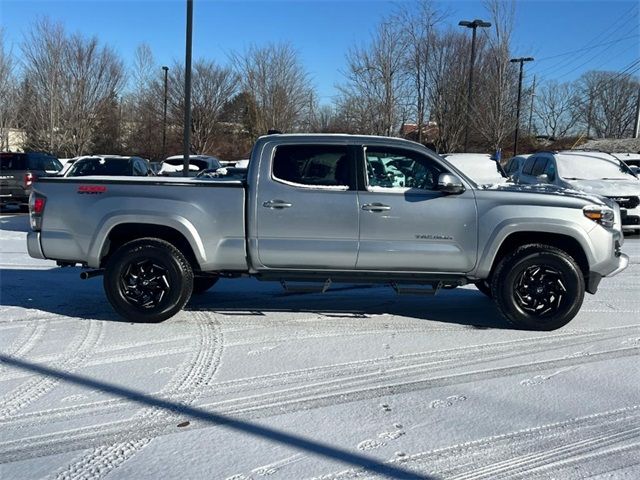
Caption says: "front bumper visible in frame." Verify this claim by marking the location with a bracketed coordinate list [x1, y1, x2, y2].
[605, 253, 629, 277]
[27, 231, 46, 259]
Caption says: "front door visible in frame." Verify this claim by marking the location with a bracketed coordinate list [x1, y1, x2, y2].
[255, 143, 359, 270]
[356, 145, 478, 272]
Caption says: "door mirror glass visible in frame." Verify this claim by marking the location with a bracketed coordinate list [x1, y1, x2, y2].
[437, 173, 465, 194]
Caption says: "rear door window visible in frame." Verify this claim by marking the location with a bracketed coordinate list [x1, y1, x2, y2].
[522, 157, 536, 175]
[272, 144, 352, 188]
[0, 154, 27, 170]
[531, 157, 548, 177]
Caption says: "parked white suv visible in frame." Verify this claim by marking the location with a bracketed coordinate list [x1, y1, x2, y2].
[159, 155, 222, 177]
[511, 150, 640, 232]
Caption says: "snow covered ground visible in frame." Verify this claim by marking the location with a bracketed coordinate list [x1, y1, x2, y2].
[1, 212, 639, 480]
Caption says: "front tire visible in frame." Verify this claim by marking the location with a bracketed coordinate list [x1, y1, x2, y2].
[103, 238, 193, 322]
[491, 244, 585, 331]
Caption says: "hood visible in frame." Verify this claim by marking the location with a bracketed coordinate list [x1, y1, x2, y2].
[481, 182, 610, 206]
[564, 178, 640, 197]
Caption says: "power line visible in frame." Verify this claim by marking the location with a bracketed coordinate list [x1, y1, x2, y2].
[535, 34, 640, 63]
[530, 7, 639, 78]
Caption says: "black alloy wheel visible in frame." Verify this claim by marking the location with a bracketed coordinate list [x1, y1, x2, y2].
[513, 265, 566, 317]
[104, 238, 193, 322]
[119, 259, 171, 309]
[491, 244, 585, 331]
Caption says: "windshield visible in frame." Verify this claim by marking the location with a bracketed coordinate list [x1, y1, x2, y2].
[557, 154, 636, 180]
[67, 158, 131, 176]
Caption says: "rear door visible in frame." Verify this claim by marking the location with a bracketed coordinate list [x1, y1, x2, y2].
[254, 143, 359, 269]
[356, 145, 478, 272]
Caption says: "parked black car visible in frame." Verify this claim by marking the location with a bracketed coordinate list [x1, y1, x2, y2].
[0, 152, 62, 208]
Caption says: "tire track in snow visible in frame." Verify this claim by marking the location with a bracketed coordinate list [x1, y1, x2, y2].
[3, 323, 635, 432]
[318, 406, 640, 479]
[0, 322, 47, 376]
[0, 319, 104, 420]
[52, 311, 223, 480]
[1, 344, 637, 464]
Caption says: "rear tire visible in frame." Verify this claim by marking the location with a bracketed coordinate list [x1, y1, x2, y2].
[103, 238, 193, 322]
[491, 244, 584, 331]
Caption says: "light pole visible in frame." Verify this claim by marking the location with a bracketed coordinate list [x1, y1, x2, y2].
[510, 57, 534, 156]
[183, 0, 193, 177]
[459, 19, 491, 152]
[161, 66, 169, 160]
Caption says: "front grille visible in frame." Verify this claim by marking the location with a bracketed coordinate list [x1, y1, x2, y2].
[607, 196, 640, 209]
[623, 215, 640, 225]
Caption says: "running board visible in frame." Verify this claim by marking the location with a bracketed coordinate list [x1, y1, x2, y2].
[391, 281, 442, 296]
[280, 279, 332, 294]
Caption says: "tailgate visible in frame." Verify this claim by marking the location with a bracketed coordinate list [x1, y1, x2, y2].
[0, 170, 26, 199]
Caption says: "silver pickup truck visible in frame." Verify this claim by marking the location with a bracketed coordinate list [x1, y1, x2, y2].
[27, 134, 628, 330]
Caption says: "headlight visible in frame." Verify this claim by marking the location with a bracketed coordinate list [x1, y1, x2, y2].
[583, 205, 614, 228]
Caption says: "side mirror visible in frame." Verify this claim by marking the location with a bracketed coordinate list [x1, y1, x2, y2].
[438, 173, 465, 194]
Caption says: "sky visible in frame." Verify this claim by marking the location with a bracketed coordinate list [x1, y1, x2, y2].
[2, 0, 639, 104]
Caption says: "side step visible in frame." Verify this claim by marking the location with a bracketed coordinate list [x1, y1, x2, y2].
[280, 279, 332, 294]
[391, 281, 443, 296]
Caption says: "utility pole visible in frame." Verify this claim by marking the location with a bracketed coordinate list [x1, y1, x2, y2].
[161, 66, 169, 160]
[510, 57, 534, 156]
[459, 19, 491, 152]
[183, 0, 193, 177]
[634, 85, 640, 138]
[527, 75, 536, 135]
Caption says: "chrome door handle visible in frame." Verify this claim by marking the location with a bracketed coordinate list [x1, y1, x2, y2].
[361, 203, 391, 212]
[263, 199, 293, 209]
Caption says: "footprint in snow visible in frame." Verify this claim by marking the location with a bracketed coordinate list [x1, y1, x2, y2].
[154, 367, 175, 374]
[358, 439, 386, 450]
[430, 395, 467, 409]
[60, 394, 87, 403]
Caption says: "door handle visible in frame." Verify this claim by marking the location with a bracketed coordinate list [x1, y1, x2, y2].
[361, 203, 391, 212]
[263, 199, 293, 209]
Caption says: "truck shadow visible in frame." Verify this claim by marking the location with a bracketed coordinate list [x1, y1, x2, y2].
[0, 268, 509, 329]
[187, 279, 511, 330]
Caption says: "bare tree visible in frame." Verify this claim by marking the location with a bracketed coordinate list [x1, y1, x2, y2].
[575, 71, 639, 139]
[20, 19, 124, 156]
[20, 18, 66, 153]
[425, 30, 469, 152]
[168, 59, 239, 154]
[121, 43, 164, 159]
[394, 0, 447, 143]
[534, 81, 579, 138]
[472, 0, 518, 151]
[233, 43, 313, 135]
[337, 21, 408, 136]
[0, 29, 20, 150]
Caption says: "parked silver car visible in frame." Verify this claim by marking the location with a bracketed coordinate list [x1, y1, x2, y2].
[511, 150, 640, 232]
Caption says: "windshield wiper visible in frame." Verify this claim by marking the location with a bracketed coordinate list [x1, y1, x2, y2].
[600, 177, 629, 180]
[563, 177, 585, 180]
